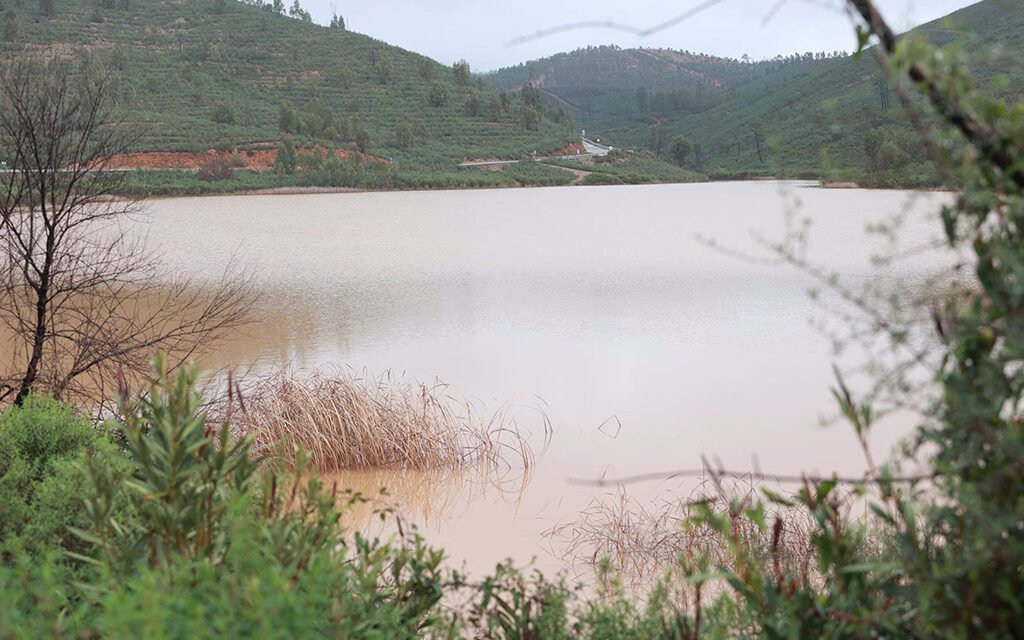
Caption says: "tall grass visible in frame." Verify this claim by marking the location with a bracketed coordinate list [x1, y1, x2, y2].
[546, 478, 842, 591]
[226, 370, 545, 472]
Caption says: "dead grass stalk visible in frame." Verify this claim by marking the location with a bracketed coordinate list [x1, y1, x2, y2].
[224, 369, 547, 472]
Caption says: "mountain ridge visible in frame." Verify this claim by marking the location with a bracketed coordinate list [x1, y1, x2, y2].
[0, 0, 579, 189]
[486, 0, 1023, 185]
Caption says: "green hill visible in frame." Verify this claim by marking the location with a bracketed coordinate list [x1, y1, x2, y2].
[658, 0, 1024, 184]
[489, 0, 1024, 186]
[486, 45, 844, 136]
[0, 0, 580, 190]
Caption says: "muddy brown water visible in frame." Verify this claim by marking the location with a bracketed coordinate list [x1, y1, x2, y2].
[136, 182, 954, 578]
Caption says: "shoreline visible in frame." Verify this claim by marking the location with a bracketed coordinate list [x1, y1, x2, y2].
[116, 173, 955, 201]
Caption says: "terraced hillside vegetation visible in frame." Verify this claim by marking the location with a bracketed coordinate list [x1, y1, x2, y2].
[488, 0, 1024, 187]
[0, 0, 583, 192]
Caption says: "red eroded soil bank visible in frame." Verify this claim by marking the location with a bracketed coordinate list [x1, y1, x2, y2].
[106, 146, 388, 171]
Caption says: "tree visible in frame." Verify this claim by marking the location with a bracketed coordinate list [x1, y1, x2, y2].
[750, 117, 765, 164]
[288, 0, 310, 22]
[486, 95, 502, 123]
[376, 58, 392, 85]
[3, 10, 17, 42]
[0, 60, 249, 407]
[278, 100, 299, 134]
[329, 13, 345, 29]
[452, 59, 471, 86]
[648, 121, 667, 156]
[274, 134, 297, 174]
[634, 86, 649, 115]
[517, 106, 540, 131]
[353, 126, 370, 153]
[669, 135, 692, 168]
[211, 100, 235, 125]
[427, 83, 449, 108]
[521, 83, 542, 109]
[464, 93, 482, 118]
[39, 0, 56, 18]
[416, 57, 433, 81]
[302, 98, 335, 138]
[110, 42, 128, 71]
[877, 75, 892, 111]
[394, 123, 414, 149]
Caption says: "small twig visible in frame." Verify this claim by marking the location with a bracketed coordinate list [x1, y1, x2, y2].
[568, 468, 935, 487]
[506, 0, 725, 45]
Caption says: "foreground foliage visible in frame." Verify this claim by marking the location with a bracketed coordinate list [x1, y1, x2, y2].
[2, 358, 452, 638]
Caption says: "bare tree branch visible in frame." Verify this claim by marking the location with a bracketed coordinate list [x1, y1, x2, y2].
[0, 57, 253, 408]
[506, 0, 725, 45]
[569, 468, 935, 487]
[848, 0, 1024, 190]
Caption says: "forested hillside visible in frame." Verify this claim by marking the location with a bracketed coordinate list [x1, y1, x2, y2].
[489, 0, 1024, 186]
[660, 0, 1024, 184]
[487, 45, 844, 136]
[0, 0, 578, 189]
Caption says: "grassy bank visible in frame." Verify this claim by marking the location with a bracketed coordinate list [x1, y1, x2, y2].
[544, 153, 707, 185]
[120, 161, 578, 197]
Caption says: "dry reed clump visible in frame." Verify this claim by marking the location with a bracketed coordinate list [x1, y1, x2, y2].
[545, 478, 844, 592]
[225, 370, 545, 472]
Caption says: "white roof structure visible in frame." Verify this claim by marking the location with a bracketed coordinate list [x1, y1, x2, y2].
[581, 137, 612, 157]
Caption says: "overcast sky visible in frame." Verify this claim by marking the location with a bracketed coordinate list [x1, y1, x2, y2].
[296, 0, 980, 71]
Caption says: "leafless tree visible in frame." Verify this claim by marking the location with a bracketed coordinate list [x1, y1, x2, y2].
[0, 58, 251, 407]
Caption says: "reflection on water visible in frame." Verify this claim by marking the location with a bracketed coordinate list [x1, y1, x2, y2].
[137, 182, 953, 577]
[323, 466, 532, 532]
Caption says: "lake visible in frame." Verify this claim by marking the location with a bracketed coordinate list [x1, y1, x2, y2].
[141, 181, 951, 577]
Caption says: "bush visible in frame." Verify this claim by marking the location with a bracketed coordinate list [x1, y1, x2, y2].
[0, 396, 118, 560]
[210, 100, 235, 125]
[394, 123, 414, 149]
[582, 172, 623, 186]
[427, 83, 449, 108]
[196, 153, 234, 181]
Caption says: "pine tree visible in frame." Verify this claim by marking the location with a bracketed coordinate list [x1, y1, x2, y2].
[3, 10, 18, 42]
[288, 0, 310, 21]
[452, 60, 471, 86]
[669, 135, 692, 168]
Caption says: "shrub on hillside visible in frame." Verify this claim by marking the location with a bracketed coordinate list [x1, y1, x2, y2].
[196, 153, 234, 181]
[210, 100, 235, 125]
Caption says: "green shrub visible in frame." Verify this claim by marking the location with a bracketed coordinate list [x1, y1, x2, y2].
[582, 172, 623, 186]
[210, 100, 236, 125]
[0, 396, 119, 560]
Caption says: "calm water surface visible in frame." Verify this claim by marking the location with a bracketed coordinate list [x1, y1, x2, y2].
[142, 182, 950, 576]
